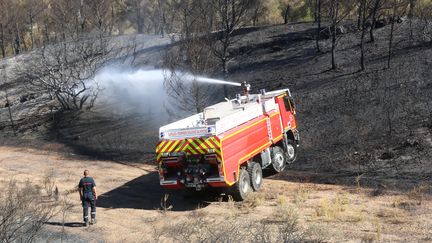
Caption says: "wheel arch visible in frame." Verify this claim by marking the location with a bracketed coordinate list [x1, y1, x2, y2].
[285, 129, 300, 144]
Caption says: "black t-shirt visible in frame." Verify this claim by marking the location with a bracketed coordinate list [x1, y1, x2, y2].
[78, 177, 96, 194]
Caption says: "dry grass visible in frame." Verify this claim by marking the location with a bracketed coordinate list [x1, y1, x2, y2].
[276, 194, 287, 206]
[43, 169, 57, 198]
[360, 233, 376, 243]
[391, 196, 419, 211]
[338, 208, 366, 223]
[0, 146, 431, 242]
[407, 184, 430, 205]
[376, 207, 408, 224]
[273, 201, 298, 222]
[0, 179, 58, 242]
[314, 193, 350, 220]
[294, 187, 310, 205]
[372, 217, 382, 241]
[239, 192, 264, 211]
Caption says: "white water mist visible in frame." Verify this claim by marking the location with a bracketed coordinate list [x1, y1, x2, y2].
[92, 67, 240, 116]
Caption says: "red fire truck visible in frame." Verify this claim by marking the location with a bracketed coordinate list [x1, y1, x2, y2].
[156, 83, 299, 200]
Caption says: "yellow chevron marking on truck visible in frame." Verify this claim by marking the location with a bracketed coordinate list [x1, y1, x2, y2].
[192, 138, 207, 150]
[173, 140, 186, 152]
[156, 137, 222, 163]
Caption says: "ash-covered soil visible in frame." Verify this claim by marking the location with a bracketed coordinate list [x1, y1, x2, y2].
[1, 22, 432, 190]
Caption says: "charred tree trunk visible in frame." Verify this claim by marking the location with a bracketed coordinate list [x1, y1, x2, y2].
[43, 20, 50, 45]
[284, 5, 290, 24]
[252, 12, 258, 27]
[78, 0, 85, 31]
[0, 24, 5, 58]
[331, 30, 337, 69]
[161, 11, 166, 37]
[222, 46, 229, 98]
[369, 0, 381, 42]
[137, 13, 145, 34]
[386, 108, 394, 151]
[29, 13, 35, 49]
[13, 24, 21, 55]
[360, 0, 367, 70]
[158, 0, 166, 37]
[314, 0, 318, 23]
[20, 28, 28, 51]
[330, 0, 339, 70]
[387, 19, 395, 69]
[357, 2, 362, 29]
[387, 0, 397, 69]
[13, 36, 20, 55]
[5, 90, 16, 136]
[408, 0, 416, 42]
[315, 0, 322, 52]
[181, 8, 189, 38]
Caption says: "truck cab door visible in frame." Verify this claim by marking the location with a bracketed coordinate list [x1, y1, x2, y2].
[276, 94, 297, 131]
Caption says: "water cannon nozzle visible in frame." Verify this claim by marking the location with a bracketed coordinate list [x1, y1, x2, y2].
[241, 82, 251, 96]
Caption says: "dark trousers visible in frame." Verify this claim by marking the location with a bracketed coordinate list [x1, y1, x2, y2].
[82, 194, 96, 222]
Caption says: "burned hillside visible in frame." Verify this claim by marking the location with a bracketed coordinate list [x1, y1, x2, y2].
[1, 0, 432, 241]
[1, 20, 431, 192]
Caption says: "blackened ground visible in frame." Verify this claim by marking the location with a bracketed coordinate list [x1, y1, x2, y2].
[0, 21, 431, 192]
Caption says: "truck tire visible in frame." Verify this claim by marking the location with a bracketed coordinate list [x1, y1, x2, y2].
[271, 146, 286, 173]
[232, 168, 251, 201]
[248, 162, 263, 191]
[285, 139, 297, 163]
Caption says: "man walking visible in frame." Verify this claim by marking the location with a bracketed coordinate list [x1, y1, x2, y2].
[78, 169, 97, 226]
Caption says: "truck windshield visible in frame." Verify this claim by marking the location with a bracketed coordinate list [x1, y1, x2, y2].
[283, 96, 293, 112]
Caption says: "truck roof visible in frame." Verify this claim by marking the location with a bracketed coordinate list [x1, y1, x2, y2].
[159, 89, 289, 140]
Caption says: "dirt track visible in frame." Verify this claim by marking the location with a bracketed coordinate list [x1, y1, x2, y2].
[0, 146, 431, 242]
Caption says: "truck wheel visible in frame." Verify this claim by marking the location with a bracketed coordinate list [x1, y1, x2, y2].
[248, 162, 263, 191]
[286, 139, 297, 163]
[232, 168, 251, 201]
[271, 146, 286, 173]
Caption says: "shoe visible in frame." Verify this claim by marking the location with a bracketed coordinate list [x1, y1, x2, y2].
[84, 221, 89, 227]
[91, 218, 96, 225]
